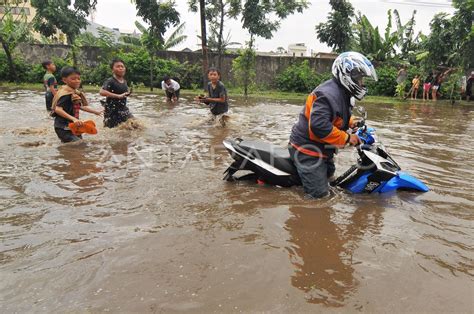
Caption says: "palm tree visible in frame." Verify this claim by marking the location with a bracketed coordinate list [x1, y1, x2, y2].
[134, 21, 188, 90]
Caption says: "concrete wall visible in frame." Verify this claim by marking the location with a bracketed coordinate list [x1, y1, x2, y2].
[15, 43, 334, 85]
[17, 43, 103, 67]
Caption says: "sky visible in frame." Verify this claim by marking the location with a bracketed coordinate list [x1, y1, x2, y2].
[92, 0, 455, 53]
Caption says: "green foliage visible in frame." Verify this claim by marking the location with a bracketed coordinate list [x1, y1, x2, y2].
[0, 53, 68, 83]
[133, 0, 180, 43]
[440, 69, 463, 100]
[30, 0, 97, 44]
[74, 28, 117, 62]
[365, 65, 398, 96]
[395, 81, 407, 98]
[239, 0, 308, 39]
[189, 0, 240, 52]
[163, 23, 187, 50]
[0, 47, 201, 89]
[420, 1, 474, 70]
[0, 5, 32, 80]
[232, 44, 256, 95]
[354, 11, 395, 62]
[315, 0, 354, 53]
[132, 1, 181, 91]
[275, 60, 331, 93]
[78, 48, 201, 88]
[353, 9, 421, 63]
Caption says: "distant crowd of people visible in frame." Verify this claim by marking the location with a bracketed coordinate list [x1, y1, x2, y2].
[397, 66, 473, 102]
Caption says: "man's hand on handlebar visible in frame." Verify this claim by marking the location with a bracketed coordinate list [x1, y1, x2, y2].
[348, 134, 362, 146]
[350, 117, 364, 130]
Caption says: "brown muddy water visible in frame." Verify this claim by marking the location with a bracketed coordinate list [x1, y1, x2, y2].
[0, 89, 473, 313]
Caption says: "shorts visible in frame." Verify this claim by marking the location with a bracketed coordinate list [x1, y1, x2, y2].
[55, 127, 82, 143]
[423, 83, 431, 91]
[432, 85, 439, 91]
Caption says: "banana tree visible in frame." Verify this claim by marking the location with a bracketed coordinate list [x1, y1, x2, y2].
[354, 9, 421, 63]
[393, 9, 422, 61]
[0, 6, 31, 81]
[162, 22, 187, 50]
[354, 10, 397, 62]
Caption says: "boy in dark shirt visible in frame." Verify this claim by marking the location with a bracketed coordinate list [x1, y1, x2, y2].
[195, 67, 229, 126]
[52, 67, 103, 143]
[42, 60, 58, 112]
[99, 58, 133, 128]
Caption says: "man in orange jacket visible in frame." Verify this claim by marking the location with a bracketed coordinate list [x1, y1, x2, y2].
[289, 52, 378, 198]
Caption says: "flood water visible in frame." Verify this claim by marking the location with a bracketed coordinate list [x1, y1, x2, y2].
[0, 89, 473, 312]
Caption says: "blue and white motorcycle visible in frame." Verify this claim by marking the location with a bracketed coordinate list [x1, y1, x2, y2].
[223, 108, 429, 194]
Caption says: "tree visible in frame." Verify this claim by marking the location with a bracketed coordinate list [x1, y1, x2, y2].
[418, 0, 473, 70]
[231, 0, 308, 95]
[353, 10, 397, 62]
[200, 29, 240, 52]
[74, 27, 117, 62]
[276, 47, 287, 54]
[132, 0, 180, 90]
[162, 22, 187, 50]
[189, 0, 241, 69]
[0, 4, 31, 81]
[448, 0, 474, 69]
[31, 0, 98, 66]
[393, 9, 420, 61]
[199, 0, 209, 88]
[353, 9, 422, 63]
[239, 0, 308, 42]
[315, 0, 354, 53]
[232, 41, 256, 96]
[186, 0, 209, 87]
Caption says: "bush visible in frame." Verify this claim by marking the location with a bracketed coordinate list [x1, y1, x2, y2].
[366, 65, 397, 96]
[275, 60, 331, 93]
[81, 48, 202, 88]
[0, 53, 71, 84]
[440, 70, 463, 100]
[1, 48, 202, 89]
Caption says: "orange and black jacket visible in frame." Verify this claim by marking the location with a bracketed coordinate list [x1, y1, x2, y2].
[289, 78, 353, 159]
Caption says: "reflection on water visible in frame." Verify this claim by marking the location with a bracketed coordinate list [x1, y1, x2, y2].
[0, 89, 473, 312]
[286, 201, 381, 307]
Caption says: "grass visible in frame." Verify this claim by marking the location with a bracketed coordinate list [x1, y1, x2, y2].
[1, 81, 471, 106]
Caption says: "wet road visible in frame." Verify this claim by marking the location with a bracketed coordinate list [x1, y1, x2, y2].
[0, 89, 473, 312]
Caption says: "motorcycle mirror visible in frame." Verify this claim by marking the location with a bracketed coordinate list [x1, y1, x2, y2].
[355, 106, 367, 119]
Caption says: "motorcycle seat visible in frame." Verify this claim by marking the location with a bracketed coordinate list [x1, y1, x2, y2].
[236, 139, 297, 175]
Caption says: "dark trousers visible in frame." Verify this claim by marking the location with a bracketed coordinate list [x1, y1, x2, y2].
[104, 105, 133, 128]
[289, 146, 335, 199]
[55, 128, 82, 143]
[165, 89, 180, 100]
[45, 92, 53, 111]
